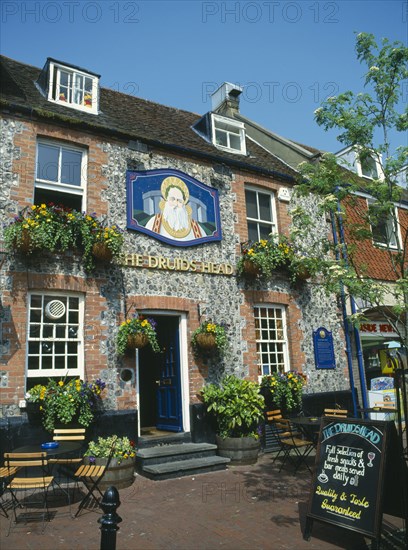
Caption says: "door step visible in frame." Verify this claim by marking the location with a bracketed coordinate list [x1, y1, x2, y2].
[136, 442, 230, 480]
[138, 431, 192, 448]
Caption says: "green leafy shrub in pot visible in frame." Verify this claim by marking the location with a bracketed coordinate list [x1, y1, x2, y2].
[201, 375, 265, 438]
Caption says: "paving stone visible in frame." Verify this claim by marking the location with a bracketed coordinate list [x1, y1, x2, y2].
[0, 453, 404, 549]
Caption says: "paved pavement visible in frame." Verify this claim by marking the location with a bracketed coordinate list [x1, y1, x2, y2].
[0, 452, 405, 550]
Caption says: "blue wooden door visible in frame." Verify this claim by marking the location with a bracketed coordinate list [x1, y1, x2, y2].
[156, 317, 182, 432]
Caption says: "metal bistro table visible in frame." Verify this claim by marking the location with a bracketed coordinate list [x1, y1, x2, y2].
[12, 441, 83, 457]
[10, 441, 84, 504]
[290, 416, 322, 446]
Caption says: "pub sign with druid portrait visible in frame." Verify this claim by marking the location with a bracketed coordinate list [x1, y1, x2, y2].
[126, 169, 222, 246]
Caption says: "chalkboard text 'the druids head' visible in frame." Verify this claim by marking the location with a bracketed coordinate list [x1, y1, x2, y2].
[322, 423, 381, 446]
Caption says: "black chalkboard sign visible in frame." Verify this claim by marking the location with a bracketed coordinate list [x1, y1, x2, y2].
[304, 417, 407, 544]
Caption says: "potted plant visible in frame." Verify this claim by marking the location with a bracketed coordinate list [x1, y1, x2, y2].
[201, 375, 265, 464]
[78, 213, 123, 270]
[260, 371, 306, 415]
[91, 224, 124, 262]
[24, 384, 46, 426]
[288, 255, 321, 283]
[4, 204, 80, 254]
[116, 315, 161, 355]
[191, 320, 228, 357]
[84, 435, 136, 490]
[237, 235, 295, 280]
[26, 377, 106, 432]
[3, 203, 124, 272]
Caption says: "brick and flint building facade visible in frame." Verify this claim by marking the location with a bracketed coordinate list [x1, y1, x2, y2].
[0, 56, 351, 442]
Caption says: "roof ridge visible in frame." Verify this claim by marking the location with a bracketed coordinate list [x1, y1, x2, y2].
[0, 54, 203, 118]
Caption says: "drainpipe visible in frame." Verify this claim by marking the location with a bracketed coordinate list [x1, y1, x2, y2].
[330, 212, 359, 417]
[333, 200, 369, 411]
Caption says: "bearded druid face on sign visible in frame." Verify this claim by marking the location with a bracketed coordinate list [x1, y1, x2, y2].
[145, 177, 206, 240]
[162, 184, 189, 232]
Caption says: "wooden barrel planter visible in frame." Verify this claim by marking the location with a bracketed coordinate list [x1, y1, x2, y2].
[84, 457, 135, 490]
[92, 242, 113, 262]
[127, 333, 149, 350]
[216, 435, 260, 465]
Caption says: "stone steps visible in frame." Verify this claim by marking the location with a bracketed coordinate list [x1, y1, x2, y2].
[136, 442, 230, 480]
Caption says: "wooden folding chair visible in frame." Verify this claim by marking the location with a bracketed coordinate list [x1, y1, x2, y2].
[4, 452, 54, 534]
[272, 418, 314, 475]
[48, 429, 86, 470]
[373, 401, 396, 411]
[265, 410, 291, 463]
[323, 408, 348, 418]
[0, 464, 19, 518]
[48, 428, 86, 506]
[73, 438, 117, 518]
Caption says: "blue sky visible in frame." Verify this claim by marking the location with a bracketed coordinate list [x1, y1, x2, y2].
[1, 1, 407, 153]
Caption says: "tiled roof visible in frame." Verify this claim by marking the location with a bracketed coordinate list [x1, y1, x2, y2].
[0, 55, 297, 182]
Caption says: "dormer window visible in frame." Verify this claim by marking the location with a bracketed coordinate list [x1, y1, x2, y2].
[367, 198, 399, 248]
[37, 58, 99, 114]
[211, 114, 246, 155]
[359, 152, 381, 179]
[336, 147, 383, 180]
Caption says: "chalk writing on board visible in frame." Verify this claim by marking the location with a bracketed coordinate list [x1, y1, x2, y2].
[306, 418, 407, 545]
[310, 420, 383, 529]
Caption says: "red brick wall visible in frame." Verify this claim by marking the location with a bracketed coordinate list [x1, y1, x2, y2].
[1, 271, 107, 407]
[343, 196, 407, 280]
[232, 170, 305, 377]
[232, 169, 292, 247]
[10, 117, 111, 215]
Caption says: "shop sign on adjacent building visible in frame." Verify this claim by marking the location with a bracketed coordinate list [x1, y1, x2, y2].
[359, 322, 398, 338]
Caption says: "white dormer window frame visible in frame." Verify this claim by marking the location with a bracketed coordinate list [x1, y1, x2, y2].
[336, 146, 383, 180]
[357, 151, 383, 180]
[366, 197, 400, 249]
[211, 114, 246, 155]
[47, 61, 99, 114]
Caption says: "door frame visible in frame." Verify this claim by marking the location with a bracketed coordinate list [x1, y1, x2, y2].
[136, 311, 190, 437]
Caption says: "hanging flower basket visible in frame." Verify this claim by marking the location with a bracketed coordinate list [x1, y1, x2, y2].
[195, 332, 217, 350]
[242, 259, 261, 277]
[127, 333, 149, 350]
[296, 266, 312, 281]
[191, 320, 228, 357]
[14, 229, 35, 254]
[3, 204, 124, 272]
[92, 242, 113, 262]
[116, 316, 161, 355]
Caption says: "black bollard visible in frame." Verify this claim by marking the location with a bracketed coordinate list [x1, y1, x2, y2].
[98, 486, 122, 550]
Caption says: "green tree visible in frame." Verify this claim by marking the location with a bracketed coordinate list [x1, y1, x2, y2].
[295, 32, 408, 352]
